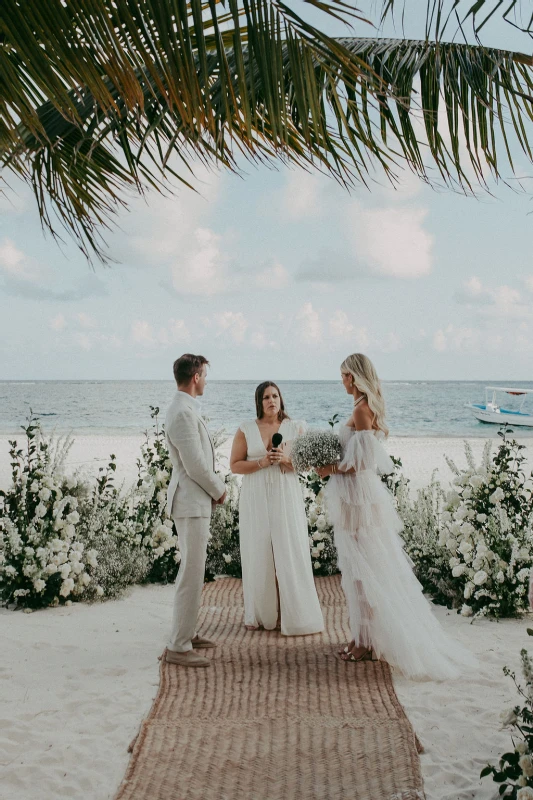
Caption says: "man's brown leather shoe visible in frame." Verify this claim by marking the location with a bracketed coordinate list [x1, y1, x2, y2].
[192, 635, 216, 649]
[165, 649, 211, 667]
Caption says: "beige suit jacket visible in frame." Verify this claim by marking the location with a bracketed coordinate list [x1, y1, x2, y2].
[165, 391, 225, 519]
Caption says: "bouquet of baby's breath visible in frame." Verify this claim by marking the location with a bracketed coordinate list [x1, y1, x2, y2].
[291, 430, 341, 473]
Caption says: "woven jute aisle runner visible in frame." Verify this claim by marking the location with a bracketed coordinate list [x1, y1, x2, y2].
[115, 576, 425, 800]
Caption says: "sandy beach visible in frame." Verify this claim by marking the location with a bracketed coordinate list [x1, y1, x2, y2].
[1, 433, 532, 800]
[2, 432, 530, 493]
[1, 581, 531, 800]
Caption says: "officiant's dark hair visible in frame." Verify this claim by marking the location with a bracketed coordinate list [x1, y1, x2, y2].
[173, 354, 209, 386]
[255, 381, 289, 422]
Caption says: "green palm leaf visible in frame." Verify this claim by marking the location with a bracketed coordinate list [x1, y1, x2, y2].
[1, 0, 533, 261]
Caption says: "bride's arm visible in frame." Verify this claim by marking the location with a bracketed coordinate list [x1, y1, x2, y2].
[230, 429, 270, 474]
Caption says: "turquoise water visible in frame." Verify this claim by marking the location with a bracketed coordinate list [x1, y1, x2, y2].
[1, 380, 533, 437]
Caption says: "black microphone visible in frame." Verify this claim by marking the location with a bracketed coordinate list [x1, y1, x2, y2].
[272, 432, 283, 449]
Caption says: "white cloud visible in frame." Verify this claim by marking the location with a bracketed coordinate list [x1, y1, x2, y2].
[432, 325, 488, 353]
[215, 311, 248, 343]
[525, 276, 533, 293]
[131, 318, 190, 348]
[347, 203, 433, 278]
[50, 314, 67, 332]
[0, 238, 40, 282]
[456, 277, 530, 319]
[283, 170, 322, 220]
[256, 261, 289, 290]
[296, 302, 322, 342]
[76, 312, 96, 329]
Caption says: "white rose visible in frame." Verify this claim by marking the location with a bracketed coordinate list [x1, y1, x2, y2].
[452, 565, 466, 578]
[449, 557, 461, 568]
[490, 487, 505, 504]
[39, 488, 51, 502]
[59, 578, 75, 597]
[460, 522, 475, 537]
[308, 510, 318, 525]
[470, 475, 485, 489]
[35, 503, 47, 519]
[441, 511, 452, 523]
[518, 787, 533, 800]
[316, 515, 327, 532]
[174, 551, 182, 564]
[476, 513, 487, 523]
[311, 547, 320, 558]
[157, 490, 166, 506]
[446, 538, 458, 554]
[66, 511, 80, 525]
[519, 755, 533, 777]
[60, 564, 71, 579]
[164, 519, 174, 529]
[516, 742, 529, 755]
[30, 480, 39, 493]
[45, 563, 58, 575]
[317, 542, 325, 552]
[517, 569, 531, 583]
[455, 506, 469, 521]
[472, 556, 484, 571]
[458, 541, 473, 556]
[473, 570, 488, 586]
[461, 604, 473, 617]
[33, 578, 46, 592]
[81, 572, 91, 586]
[462, 487, 472, 500]
[464, 582, 474, 599]
[496, 571, 505, 583]
[518, 776, 528, 787]
[500, 708, 518, 727]
[313, 561, 320, 569]
[223, 554, 232, 564]
[96, 586, 104, 597]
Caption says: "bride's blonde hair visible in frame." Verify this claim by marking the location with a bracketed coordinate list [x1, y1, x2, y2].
[341, 353, 389, 437]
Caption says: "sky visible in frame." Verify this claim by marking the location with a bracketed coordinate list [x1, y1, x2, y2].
[1, 1, 533, 382]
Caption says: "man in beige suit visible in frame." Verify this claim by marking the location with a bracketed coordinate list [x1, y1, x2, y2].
[165, 354, 226, 667]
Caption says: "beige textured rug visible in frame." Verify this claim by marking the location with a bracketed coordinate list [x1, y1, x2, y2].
[115, 576, 425, 800]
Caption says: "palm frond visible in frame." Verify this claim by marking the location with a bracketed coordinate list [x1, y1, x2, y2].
[1, 2, 533, 261]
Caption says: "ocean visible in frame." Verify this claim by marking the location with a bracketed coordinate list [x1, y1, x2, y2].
[1, 380, 533, 438]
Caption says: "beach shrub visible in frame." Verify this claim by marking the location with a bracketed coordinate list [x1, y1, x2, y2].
[205, 474, 242, 580]
[397, 474, 452, 605]
[0, 418, 97, 608]
[76, 456, 152, 599]
[481, 631, 533, 798]
[437, 431, 533, 619]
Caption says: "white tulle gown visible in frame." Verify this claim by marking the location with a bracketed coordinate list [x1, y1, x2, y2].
[325, 425, 476, 680]
[238, 419, 324, 636]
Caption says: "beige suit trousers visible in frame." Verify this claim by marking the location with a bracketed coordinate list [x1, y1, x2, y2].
[167, 516, 211, 653]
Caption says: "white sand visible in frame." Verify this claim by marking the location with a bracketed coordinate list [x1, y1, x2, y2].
[1, 583, 531, 800]
[1, 433, 530, 492]
[1, 433, 532, 800]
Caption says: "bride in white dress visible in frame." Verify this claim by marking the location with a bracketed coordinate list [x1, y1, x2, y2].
[317, 353, 476, 680]
[230, 381, 324, 636]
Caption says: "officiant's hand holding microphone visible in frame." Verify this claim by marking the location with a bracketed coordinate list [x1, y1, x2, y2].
[269, 433, 293, 471]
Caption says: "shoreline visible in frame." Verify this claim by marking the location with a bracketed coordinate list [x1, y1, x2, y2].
[1, 433, 531, 493]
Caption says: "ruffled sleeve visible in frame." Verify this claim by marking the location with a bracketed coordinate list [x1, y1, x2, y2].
[340, 431, 394, 475]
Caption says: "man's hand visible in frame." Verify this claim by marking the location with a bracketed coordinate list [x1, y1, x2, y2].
[216, 491, 227, 505]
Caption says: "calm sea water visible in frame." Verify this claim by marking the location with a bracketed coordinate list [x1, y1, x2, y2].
[1, 381, 533, 438]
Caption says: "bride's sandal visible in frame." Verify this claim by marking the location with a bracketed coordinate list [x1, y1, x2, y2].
[341, 647, 373, 663]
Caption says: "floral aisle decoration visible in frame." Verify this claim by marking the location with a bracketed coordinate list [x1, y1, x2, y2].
[396, 473, 452, 605]
[205, 474, 242, 580]
[438, 431, 533, 619]
[133, 406, 180, 584]
[76, 455, 152, 599]
[0, 417, 96, 608]
[482, 631, 533, 799]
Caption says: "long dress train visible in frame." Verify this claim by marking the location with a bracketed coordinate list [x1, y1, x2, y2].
[325, 426, 476, 680]
[238, 418, 324, 636]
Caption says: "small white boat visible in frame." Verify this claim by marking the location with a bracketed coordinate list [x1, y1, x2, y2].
[466, 386, 533, 427]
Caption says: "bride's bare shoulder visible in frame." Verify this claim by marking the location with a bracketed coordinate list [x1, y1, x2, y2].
[353, 401, 373, 431]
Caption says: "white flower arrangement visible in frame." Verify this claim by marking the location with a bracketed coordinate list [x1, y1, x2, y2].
[438, 433, 533, 619]
[482, 632, 533, 796]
